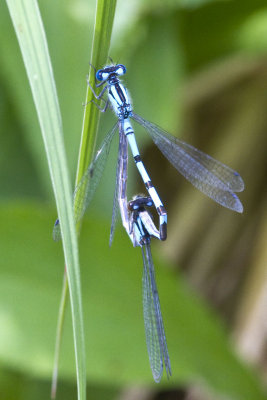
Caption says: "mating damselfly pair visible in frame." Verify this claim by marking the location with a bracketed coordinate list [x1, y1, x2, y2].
[53, 63, 244, 382]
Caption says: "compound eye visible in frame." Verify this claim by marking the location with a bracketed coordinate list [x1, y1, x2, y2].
[116, 64, 126, 76]
[96, 69, 103, 81]
[146, 199, 153, 207]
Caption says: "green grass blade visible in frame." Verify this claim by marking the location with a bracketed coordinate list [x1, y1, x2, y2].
[77, 0, 117, 184]
[51, 0, 117, 397]
[5, 1, 86, 400]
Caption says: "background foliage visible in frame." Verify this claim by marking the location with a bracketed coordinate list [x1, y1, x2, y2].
[0, 0, 267, 399]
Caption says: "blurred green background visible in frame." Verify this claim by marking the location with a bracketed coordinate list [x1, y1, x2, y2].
[0, 0, 267, 399]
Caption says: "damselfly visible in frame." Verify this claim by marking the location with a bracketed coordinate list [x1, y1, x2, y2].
[127, 195, 171, 382]
[53, 63, 244, 241]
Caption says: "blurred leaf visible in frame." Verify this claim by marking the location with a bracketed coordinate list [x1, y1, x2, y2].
[0, 366, 119, 400]
[0, 203, 266, 399]
[127, 15, 184, 131]
[0, 82, 44, 200]
[236, 9, 267, 53]
[179, 0, 227, 7]
[180, 0, 267, 70]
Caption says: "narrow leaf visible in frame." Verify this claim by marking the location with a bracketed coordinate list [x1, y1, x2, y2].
[5, 1, 86, 400]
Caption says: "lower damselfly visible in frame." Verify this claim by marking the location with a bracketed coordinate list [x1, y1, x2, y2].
[127, 195, 171, 382]
[113, 118, 170, 382]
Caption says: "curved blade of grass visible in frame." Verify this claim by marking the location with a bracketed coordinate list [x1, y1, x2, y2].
[5, 2, 86, 400]
[51, 0, 117, 397]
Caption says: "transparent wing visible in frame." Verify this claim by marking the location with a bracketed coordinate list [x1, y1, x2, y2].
[111, 123, 131, 245]
[109, 182, 119, 247]
[74, 122, 118, 223]
[110, 123, 129, 245]
[53, 122, 118, 241]
[142, 244, 171, 382]
[109, 134, 121, 246]
[132, 113, 244, 213]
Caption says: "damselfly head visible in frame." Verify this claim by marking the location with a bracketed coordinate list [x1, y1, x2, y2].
[128, 195, 153, 211]
[96, 64, 126, 81]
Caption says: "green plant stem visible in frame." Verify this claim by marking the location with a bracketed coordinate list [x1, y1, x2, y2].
[51, 0, 117, 397]
[76, 0, 117, 185]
